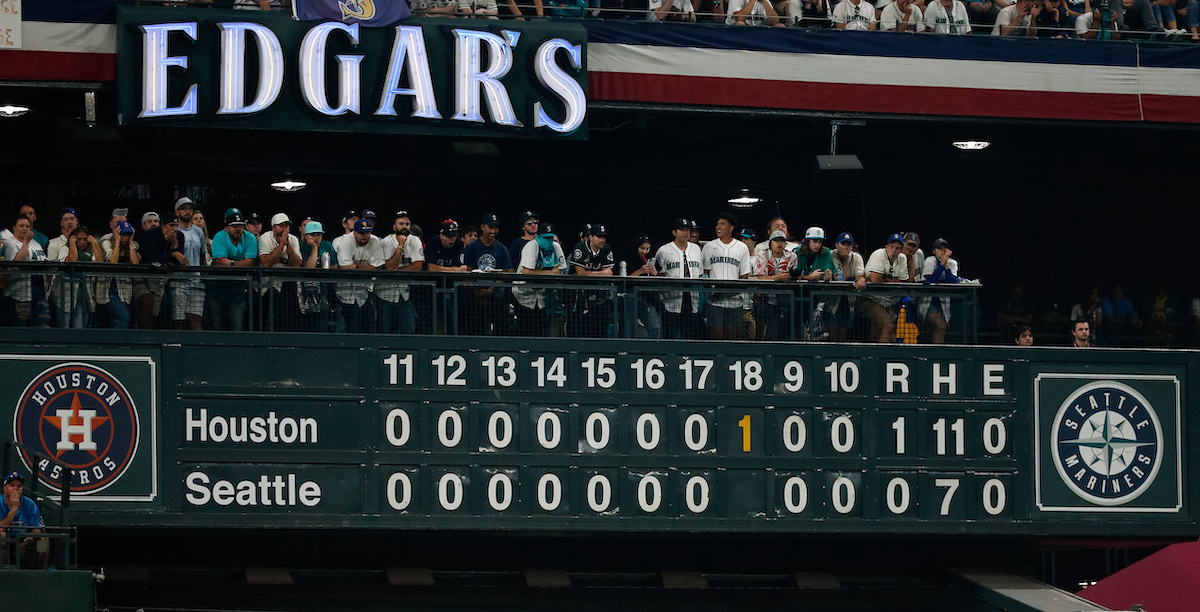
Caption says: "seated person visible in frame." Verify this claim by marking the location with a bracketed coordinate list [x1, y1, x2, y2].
[992, 0, 1040, 34]
[881, 0, 926, 29]
[1, 472, 47, 569]
[727, 0, 786, 24]
[832, 0, 880, 27]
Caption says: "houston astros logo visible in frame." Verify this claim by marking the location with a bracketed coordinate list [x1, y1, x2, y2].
[1051, 381, 1162, 506]
[12, 363, 140, 494]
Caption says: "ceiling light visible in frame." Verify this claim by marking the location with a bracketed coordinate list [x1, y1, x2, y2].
[270, 180, 306, 192]
[728, 191, 761, 208]
[0, 104, 30, 118]
[952, 140, 990, 151]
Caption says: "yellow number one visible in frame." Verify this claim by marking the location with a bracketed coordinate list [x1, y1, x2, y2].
[739, 415, 751, 452]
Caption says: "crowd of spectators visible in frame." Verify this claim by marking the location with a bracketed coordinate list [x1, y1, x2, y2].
[203, 0, 1198, 39]
[1, 202, 978, 343]
[3, 201, 1198, 347]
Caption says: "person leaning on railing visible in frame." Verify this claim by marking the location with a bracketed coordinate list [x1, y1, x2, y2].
[2, 215, 51, 328]
[863, 232, 909, 343]
[827, 232, 865, 342]
[96, 220, 140, 329]
[918, 237, 963, 344]
[1, 472, 47, 569]
[923, 0, 973, 32]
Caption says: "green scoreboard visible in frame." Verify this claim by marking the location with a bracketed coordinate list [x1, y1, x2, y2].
[2, 333, 1194, 535]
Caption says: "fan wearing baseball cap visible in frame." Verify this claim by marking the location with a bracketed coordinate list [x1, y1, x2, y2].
[901, 232, 924, 282]
[793, 226, 835, 282]
[862, 232, 911, 342]
[919, 237, 962, 344]
[425, 220, 469, 272]
[333, 218, 385, 333]
[751, 229, 800, 340]
[828, 232, 866, 342]
[208, 211, 258, 331]
[509, 210, 541, 267]
[567, 223, 616, 337]
[258, 213, 304, 331]
[459, 213, 515, 335]
[2, 471, 47, 568]
[653, 218, 704, 339]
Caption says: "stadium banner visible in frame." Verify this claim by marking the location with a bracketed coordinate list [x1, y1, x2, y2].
[114, 6, 588, 139]
[0, 0, 19, 49]
[1, 332, 1194, 536]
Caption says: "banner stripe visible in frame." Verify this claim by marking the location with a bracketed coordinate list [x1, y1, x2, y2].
[589, 72, 1145, 121]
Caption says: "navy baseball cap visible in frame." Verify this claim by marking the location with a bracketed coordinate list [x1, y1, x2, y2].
[539, 222, 556, 236]
[360, 209, 377, 221]
[60, 207, 77, 220]
[887, 233, 904, 244]
[342, 210, 359, 223]
[837, 232, 854, 244]
[116, 220, 134, 234]
[225, 212, 246, 226]
[688, 220, 701, 230]
[394, 210, 411, 221]
[480, 213, 500, 227]
[4, 471, 24, 485]
[519, 211, 539, 225]
[246, 213, 262, 224]
[354, 219, 374, 233]
[590, 224, 607, 237]
[672, 218, 690, 230]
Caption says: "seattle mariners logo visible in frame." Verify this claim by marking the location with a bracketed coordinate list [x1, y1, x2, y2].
[478, 253, 497, 271]
[339, 0, 376, 19]
[1050, 381, 1162, 506]
[12, 363, 141, 495]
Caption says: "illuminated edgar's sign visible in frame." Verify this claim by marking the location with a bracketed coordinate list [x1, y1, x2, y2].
[116, 7, 588, 139]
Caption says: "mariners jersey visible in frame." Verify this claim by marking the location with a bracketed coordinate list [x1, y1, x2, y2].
[568, 242, 615, 273]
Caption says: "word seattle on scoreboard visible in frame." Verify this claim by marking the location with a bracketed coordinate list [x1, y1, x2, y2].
[2, 336, 1191, 535]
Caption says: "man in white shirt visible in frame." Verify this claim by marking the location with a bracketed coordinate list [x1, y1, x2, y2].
[3, 216, 50, 327]
[923, 0, 972, 32]
[863, 232, 909, 343]
[258, 212, 304, 331]
[726, 0, 784, 24]
[174, 197, 207, 330]
[992, 0, 1038, 34]
[655, 218, 704, 340]
[881, 0, 925, 29]
[335, 218, 385, 333]
[649, 0, 697, 21]
[45, 207, 81, 328]
[702, 212, 753, 339]
[378, 211, 425, 334]
[832, 0, 879, 28]
[515, 223, 568, 337]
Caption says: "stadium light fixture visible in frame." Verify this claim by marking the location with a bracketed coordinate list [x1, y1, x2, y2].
[0, 104, 30, 118]
[270, 180, 307, 192]
[728, 196, 761, 207]
[728, 190, 761, 208]
[952, 140, 990, 151]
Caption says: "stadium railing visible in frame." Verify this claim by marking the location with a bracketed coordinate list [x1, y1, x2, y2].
[0, 261, 980, 343]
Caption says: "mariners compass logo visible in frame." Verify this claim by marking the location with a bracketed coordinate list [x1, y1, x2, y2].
[1050, 381, 1163, 506]
[12, 363, 141, 495]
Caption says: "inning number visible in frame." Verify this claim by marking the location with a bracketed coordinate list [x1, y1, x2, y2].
[824, 361, 859, 393]
[728, 360, 763, 391]
[432, 354, 467, 387]
[383, 353, 414, 385]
